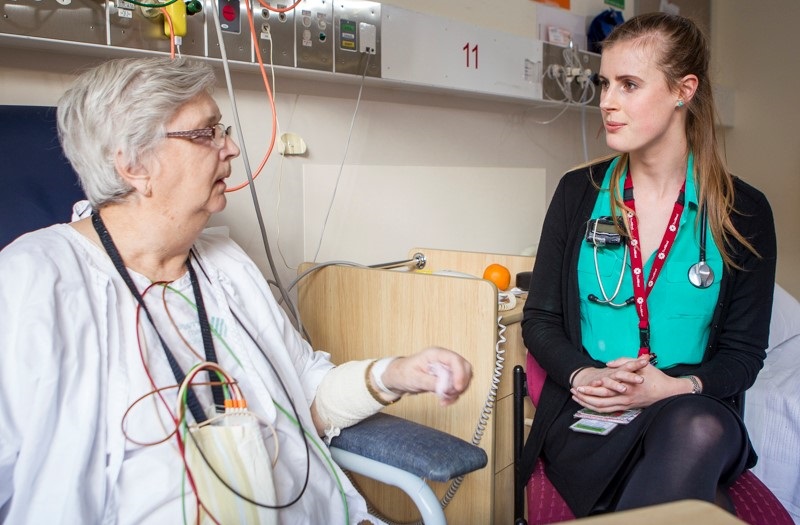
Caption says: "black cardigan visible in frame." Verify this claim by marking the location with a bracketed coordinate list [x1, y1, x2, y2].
[520, 158, 777, 480]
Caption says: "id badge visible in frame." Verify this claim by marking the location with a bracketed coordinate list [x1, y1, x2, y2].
[570, 418, 618, 435]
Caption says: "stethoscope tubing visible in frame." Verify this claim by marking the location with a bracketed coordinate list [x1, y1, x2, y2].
[591, 206, 714, 304]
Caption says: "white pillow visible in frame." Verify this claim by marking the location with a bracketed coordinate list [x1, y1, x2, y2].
[768, 284, 800, 351]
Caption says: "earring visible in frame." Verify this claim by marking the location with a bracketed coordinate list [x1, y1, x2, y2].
[676, 99, 685, 108]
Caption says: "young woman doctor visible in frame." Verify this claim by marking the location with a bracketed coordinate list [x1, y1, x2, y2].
[520, 13, 777, 517]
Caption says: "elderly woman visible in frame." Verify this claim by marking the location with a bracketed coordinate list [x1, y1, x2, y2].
[0, 57, 472, 524]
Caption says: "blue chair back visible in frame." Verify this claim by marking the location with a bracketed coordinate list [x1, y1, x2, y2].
[0, 105, 85, 250]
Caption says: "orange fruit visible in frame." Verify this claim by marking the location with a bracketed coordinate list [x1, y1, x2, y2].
[483, 263, 511, 291]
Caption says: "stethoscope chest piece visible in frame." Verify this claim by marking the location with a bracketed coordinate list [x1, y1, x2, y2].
[687, 206, 714, 289]
[688, 261, 715, 288]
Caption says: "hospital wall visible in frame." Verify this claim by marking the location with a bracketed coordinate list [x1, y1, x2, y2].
[710, 0, 800, 298]
[0, 0, 797, 301]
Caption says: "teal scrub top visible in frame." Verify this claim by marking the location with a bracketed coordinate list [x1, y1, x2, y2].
[577, 155, 722, 369]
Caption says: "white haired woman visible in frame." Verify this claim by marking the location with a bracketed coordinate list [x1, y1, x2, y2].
[0, 57, 472, 524]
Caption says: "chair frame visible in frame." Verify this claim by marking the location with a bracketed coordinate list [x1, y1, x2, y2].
[329, 412, 487, 525]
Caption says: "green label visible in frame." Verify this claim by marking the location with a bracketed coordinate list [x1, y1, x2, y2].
[605, 0, 625, 8]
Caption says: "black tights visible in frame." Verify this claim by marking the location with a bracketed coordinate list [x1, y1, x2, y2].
[615, 396, 743, 513]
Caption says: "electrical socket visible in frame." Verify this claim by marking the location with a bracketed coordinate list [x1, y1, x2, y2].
[359, 22, 376, 54]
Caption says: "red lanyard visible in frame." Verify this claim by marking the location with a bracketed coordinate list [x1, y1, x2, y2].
[623, 175, 686, 357]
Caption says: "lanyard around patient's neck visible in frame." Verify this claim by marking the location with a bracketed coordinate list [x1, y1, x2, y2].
[622, 175, 686, 357]
[91, 212, 223, 424]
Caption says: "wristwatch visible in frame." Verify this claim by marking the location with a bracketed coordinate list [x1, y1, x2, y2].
[682, 375, 702, 394]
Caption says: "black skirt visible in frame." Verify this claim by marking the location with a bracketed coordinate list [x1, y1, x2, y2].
[541, 393, 752, 517]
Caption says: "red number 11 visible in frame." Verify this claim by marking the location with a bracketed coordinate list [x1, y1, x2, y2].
[463, 42, 479, 69]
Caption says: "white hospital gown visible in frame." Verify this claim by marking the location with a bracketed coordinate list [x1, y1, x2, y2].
[0, 224, 376, 524]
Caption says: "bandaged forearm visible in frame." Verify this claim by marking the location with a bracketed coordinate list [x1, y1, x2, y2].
[314, 359, 398, 435]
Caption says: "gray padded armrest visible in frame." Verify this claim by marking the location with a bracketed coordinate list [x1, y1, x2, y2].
[330, 412, 487, 482]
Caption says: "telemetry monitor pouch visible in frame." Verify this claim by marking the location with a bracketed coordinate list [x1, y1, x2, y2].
[185, 413, 278, 524]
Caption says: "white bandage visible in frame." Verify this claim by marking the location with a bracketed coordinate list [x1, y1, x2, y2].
[314, 360, 388, 436]
[371, 357, 399, 395]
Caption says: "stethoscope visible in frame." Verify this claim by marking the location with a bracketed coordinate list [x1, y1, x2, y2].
[589, 207, 714, 307]
[687, 206, 715, 288]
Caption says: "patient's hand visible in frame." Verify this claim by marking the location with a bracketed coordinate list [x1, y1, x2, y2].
[382, 347, 473, 406]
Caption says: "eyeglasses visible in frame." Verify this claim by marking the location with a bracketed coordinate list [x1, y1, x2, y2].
[165, 123, 232, 148]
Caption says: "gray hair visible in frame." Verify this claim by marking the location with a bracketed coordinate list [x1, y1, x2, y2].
[57, 57, 217, 208]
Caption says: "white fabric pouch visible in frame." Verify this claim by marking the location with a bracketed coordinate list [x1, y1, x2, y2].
[185, 414, 278, 525]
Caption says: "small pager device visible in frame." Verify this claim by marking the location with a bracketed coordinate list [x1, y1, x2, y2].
[585, 216, 625, 247]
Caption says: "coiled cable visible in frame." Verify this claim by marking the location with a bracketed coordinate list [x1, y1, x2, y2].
[359, 315, 508, 525]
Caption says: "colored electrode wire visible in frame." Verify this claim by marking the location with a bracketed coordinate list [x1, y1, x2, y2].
[210, 269, 349, 523]
[170, 325, 347, 516]
[122, 381, 222, 447]
[198, 410, 281, 469]
[160, 281, 244, 368]
[179, 422, 222, 525]
[198, 298, 312, 510]
[129, 287, 222, 522]
[175, 363, 246, 525]
[175, 362, 239, 428]
[134, 282, 181, 426]
[174, 256, 352, 520]
[124, 282, 250, 522]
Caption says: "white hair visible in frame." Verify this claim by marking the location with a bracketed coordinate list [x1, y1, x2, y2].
[57, 57, 217, 207]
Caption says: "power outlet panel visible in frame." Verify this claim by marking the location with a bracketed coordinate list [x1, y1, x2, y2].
[1, 0, 380, 78]
[1, 0, 105, 45]
[295, 0, 333, 73]
[334, 1, 380, 77]
[541, 41, 601, 107]
[255, 2, 296, 68]
[0, 1, 602, 105]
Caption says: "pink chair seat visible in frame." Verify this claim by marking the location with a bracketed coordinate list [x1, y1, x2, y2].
[526, 459, 793, 524]
[525, 458, 573, 524]
[521, 353, 793, 525]
[729, 470, 794, 524]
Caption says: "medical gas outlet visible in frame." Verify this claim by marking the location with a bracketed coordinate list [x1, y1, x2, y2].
[140, 0, 188, 38]
[164, 0, 187, 37]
